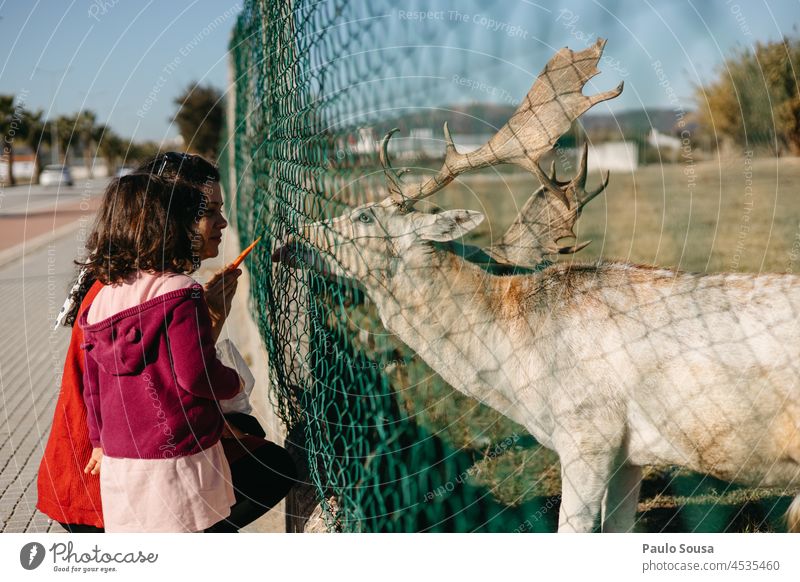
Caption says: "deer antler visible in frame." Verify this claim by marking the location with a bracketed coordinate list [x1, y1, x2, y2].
[382, 38, 622, 213]
[484, 142, 610, 267]
[380, 38, 622, 266]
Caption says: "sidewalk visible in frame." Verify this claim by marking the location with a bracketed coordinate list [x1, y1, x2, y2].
[0, 224, 89, 533]
[0, 220, 285, 533]
[0, 180, 107, 254]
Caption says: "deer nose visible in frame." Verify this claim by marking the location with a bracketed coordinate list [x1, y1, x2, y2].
[283, 222, 304, 242]
[271, 223, 310, 264]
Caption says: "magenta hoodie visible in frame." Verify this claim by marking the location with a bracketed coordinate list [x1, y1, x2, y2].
[79, 284, 241, 459]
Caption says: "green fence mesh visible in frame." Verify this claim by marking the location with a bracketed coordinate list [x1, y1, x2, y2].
[221, 0, 557, 533]
[220, 0, 795, 533]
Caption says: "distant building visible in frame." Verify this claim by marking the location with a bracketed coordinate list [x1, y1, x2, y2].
[69, 159, 110, 179]
[587, 141, 638, 173]
[647, 128, 681, 151]
[384, 128, 497, 161]
[0, 152, 37, 183]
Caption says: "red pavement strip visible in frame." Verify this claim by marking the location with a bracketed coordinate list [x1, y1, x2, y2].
[0, 197, 100, 258]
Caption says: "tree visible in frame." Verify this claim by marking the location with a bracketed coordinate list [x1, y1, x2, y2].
[73, 110, 99, 177]
[94, 125, 128, 172]
[1, 94, 30, 185]
[695, 36, 800, 155]
[172, 82, 224, 159]
[23, 109, 51, 181]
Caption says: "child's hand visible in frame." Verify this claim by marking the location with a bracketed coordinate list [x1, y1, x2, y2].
[204, 266, 241, 340]
[205, 265, 242, 311]
[84, 447, 103, 476]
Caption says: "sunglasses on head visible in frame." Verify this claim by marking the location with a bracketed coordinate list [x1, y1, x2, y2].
[156, 152, 196, 176]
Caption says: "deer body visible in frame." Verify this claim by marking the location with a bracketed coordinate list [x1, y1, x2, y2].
[274, 39, 800, 531]
[360, 242, 800, 531]
[279, 205, 800, 532]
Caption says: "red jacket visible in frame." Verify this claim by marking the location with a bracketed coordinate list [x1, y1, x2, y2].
[37, 281, 105, 528]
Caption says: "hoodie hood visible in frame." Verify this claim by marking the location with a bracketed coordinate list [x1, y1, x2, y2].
[79, 286, 200, 376]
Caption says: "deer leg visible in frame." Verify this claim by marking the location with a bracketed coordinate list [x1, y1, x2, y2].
[601, 464, 642, 533]
[557, 449, 617, 533]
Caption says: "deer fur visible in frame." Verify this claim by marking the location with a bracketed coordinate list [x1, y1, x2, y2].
[275, 198, 800, 532]
[273, 39, 800, 532]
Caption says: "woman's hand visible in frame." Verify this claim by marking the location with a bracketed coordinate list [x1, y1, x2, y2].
[204, 266, 241, 341]
[84, 448, 103, 476]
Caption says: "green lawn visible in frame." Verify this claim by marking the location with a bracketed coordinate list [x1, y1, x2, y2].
[434, 155, 800, 274]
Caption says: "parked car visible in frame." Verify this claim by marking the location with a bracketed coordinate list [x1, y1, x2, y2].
[39, 165, 74, 187]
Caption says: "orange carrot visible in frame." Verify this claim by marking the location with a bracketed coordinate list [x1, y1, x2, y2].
[231, 236, 261, 269]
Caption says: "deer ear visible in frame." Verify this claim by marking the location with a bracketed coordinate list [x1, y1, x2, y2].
[414, 210, 484, 242]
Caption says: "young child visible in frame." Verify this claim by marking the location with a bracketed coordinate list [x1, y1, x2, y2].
[78, 165, 244, 532]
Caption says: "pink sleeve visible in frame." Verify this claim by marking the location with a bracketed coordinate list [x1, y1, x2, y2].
[166, 288, 241, 401]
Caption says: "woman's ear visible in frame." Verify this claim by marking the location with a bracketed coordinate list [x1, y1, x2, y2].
[413, 210, 485, 242]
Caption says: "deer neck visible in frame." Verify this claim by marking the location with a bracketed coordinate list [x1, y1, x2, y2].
[363, 243, 550, 433]
[367, 243, 494, 341]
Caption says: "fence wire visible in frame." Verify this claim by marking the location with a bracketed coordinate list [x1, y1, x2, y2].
[221, 0, 797, 532]
[221, 0, 554, 533]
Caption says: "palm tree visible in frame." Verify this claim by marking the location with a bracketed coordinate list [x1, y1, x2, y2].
[23, 109, 51, 182]
[1, 94, 26, 185]
[72, 110, 99, 178]
[94, 125, 127, 172]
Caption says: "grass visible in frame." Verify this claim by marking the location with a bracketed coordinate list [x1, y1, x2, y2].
[431, 155, 800, 274]
[377, 155, 800, 532]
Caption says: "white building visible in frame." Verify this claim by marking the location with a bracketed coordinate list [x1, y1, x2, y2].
[647, 128, 681, 151]
[0, 153, 37, 183]
[587, 141, 639, 173]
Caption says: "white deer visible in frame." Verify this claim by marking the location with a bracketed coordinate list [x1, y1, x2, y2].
[273, 39, 800, 533]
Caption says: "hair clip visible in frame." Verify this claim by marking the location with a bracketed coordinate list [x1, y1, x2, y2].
[156, 152, 193, 176]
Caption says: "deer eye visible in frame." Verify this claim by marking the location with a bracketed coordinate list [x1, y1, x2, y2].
[356, 212, 373, 224]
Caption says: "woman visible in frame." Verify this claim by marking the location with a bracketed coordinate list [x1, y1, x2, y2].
[37, 152, 296, 532]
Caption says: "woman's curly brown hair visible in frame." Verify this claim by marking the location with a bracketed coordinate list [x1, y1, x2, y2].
[62, 153, 220, 326]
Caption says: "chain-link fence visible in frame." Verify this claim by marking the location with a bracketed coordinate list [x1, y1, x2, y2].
[221, 0, 799, 532]
[221, 0, 563, 533]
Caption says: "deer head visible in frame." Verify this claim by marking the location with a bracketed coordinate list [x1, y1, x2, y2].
[274, 38, 622, 277]
[273, 197, 485, 284]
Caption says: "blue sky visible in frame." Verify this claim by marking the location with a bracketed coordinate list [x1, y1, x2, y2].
[375, 0, 800, 119]
[1, 0, 798, 142]
[0, 0, 241, 143]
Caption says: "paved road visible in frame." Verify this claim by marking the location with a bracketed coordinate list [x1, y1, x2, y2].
[0, 180, 107, 256]
[0, 179, 107, 216]
[0, 173, 286, 532]
[0, 224, 87, 533]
